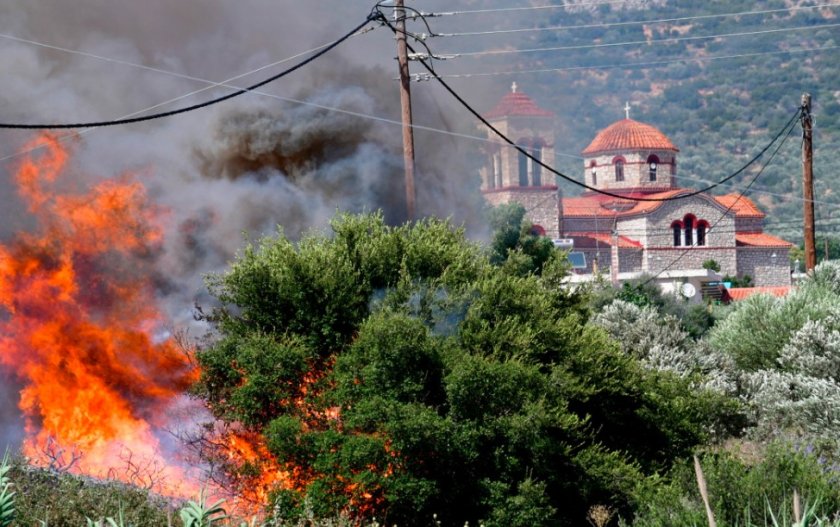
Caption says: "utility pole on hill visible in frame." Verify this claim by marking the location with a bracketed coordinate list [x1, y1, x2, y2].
[395, 0, 417, 220]
[802, 93, 816, 272]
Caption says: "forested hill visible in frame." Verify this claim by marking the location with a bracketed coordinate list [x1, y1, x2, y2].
[436, 0, 840, 243]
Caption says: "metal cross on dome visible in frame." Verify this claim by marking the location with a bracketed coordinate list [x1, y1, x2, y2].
[511, 81, 518, 93]
[624, 101, 631, 119]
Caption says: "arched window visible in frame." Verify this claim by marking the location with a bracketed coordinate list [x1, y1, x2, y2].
[530, 224, 546, 236]
[647, 154, 659, 182]
[671, 220, 683, 247]
[518, 147, 528, 186]
[614, 157, 625, 182]
[671, 159, 677, 176]
[532, 145, 542, 186]
[589, 161, 597, 186]
[487, 155, 497, 189]
[697, 220, 709, 246]
[683, 214, 695, 246]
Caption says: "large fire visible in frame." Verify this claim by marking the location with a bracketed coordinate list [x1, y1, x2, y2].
[0, 134, 391, 518]
[0, 134, 198, 495]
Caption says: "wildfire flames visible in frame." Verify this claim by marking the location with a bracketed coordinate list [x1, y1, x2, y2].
[0, 134, 197, 495]
[0, 134, 390, 517]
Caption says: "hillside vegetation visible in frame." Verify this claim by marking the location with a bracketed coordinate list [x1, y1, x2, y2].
[446, 0, 840, 243]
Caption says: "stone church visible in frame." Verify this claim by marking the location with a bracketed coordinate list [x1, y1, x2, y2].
[479, 84, 792, 290]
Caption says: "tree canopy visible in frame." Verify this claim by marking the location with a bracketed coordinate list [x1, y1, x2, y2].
[194, 212, 733, 526]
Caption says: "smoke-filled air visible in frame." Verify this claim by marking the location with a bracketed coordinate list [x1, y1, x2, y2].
[0, 0, 488, 484]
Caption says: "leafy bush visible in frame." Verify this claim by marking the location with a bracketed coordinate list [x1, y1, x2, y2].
[194, 212, 731, 526]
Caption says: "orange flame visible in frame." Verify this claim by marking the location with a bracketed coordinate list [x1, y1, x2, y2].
[0, 134, 198, 496]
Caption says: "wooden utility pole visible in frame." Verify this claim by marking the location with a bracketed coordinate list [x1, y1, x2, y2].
[395, 0, 417, 220]
[802, 93, 817, 272]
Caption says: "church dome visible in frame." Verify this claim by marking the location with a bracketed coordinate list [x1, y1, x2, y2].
[582, 118, 678, 155]
[485, 83, 554, 120]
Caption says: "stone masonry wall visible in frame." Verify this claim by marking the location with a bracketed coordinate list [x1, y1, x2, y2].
[645, 195, 736, 249]
[645, 247, 737, 276]
[583, 149, 676, 192]
[737, 247, 792, 286]
[620, 248, 644, 273]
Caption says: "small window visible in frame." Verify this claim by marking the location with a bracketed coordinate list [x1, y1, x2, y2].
[518, 149, 528, 186]
[615, 159, 625, 182]
[532, 146, 542, 186]
[697, 221, 708, 246]
[684, 215, 694, 246]
[671, 221, 682, 247]
[592, 171, 597, 186]
[647, 155, 659, 182]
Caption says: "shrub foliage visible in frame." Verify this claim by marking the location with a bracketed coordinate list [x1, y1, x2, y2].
[194, 212, 731, 526]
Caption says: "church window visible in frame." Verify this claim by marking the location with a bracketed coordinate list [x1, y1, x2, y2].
[532, 145, 542, 186]
[697, 221, 709, 246]
[671, 221, 682, 247]
[647, 155, 659, 182]
[614, 157, 625, 182]
[684, 214, 695, 246]
[592, 171, 597, 186]
[518, 147, 528, 186]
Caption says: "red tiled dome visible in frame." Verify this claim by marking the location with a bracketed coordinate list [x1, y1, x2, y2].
[485, 90, 554, 120]
[582, 118, 678, 155]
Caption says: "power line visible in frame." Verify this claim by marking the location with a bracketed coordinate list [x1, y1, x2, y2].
[433, 43, 840, 78]
[373, 8, 805, 204]
[425, 0, 637, 17]
[639, 115, 799, 286]
[0, 15, 376, 129]
[380, 17, 802, 204]
[436, 3, 840, 37]
[445, 22, 840, 58]
[0, 25, 594, 164]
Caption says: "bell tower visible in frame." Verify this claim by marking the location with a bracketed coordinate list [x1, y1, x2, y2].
[480, 82, 561, 238]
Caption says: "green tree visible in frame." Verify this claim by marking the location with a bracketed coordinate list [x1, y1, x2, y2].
[487, 203, 555, 275]
[195, 212, 735, 526]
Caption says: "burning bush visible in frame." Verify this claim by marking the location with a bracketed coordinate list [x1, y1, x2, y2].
[194, 212, 737, 526]
[0, 134, 198, 496]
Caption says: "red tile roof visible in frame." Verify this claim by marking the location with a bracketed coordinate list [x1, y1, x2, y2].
[714, 194, 766, 218]
[485, 90, 554, 119]
[735, 233, 793, 248]
[566, 232, 642, 248]
[727, 286, 793, 301]
[561, 189, 690, 218]
[582, 118, 679, 155]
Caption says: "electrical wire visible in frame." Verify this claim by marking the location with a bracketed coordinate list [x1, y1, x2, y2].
[378, 6, 802, 203]
[437, 3, 840, 37]
[446, 22, 840, 58]
[426, 0, 643, 17]
[639, 114, 800, 286]
[0, 15, 376, 129]
[435, 43, 840, 78]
